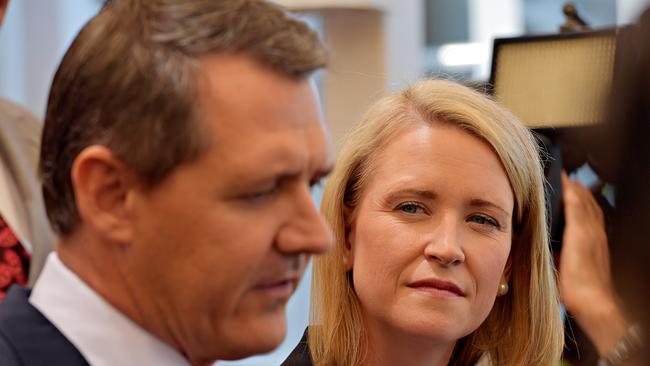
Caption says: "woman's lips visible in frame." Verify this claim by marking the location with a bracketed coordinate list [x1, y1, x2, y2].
[407, 278, 465, 297]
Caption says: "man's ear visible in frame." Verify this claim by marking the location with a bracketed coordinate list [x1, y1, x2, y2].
[71, 145, 135, 244]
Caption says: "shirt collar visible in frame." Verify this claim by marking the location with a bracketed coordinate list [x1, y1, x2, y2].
[29, 252, 192, 366]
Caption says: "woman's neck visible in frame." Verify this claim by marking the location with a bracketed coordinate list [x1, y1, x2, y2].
[361, 316, 456, 366]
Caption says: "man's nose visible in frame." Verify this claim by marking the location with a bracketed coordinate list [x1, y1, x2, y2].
[423, 215, 465, 266]
[276, 185, 333, 255]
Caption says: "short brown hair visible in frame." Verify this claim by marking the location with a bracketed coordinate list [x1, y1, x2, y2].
[40, 0, 327, 235]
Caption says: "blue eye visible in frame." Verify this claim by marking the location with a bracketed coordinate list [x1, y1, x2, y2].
[469, 214, 500, 228]
[396, 202, 426, 214]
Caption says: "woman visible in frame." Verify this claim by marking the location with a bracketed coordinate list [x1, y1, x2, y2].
[284, 79, 563, 365]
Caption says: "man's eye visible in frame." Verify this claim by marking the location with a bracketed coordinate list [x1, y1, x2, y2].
[396, 202, 426, 214]
[468, 214, 500, 228]
[244, 186, 277, 203]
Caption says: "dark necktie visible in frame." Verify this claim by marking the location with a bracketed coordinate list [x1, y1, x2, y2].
[0, 215, 30, 300]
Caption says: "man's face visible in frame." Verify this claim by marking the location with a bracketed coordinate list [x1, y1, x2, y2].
[124, 55, 332, 362]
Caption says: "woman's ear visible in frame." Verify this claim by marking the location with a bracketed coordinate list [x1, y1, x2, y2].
[343, 205, 355, 271]
[502, 254, 512, 282]
[497, 254, 513, 297]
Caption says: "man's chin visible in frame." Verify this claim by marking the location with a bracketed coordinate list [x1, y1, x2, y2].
[217, 341, 281, 361]
[215, 312, 288, 360]
[216, 337, 285, 361]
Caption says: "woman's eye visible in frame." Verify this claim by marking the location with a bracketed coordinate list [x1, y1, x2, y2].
[469, 214, 500, 228]
[396, 202, 425, 214]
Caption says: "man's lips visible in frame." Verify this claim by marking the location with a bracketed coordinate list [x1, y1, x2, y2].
[407, 279, 465, 297]
[253, 275, 300, 298]
[254, 278, 295, 290]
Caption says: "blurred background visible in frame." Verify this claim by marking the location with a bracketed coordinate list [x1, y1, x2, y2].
[0, 0, 647, 365]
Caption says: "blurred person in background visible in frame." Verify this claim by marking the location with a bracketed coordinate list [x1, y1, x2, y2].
[0, 0, 333, 365]
[559, 174, 642, 366]
[284, 79, 564, 366]
[0, 0, 55, 294]
[557, 7, 650, 366]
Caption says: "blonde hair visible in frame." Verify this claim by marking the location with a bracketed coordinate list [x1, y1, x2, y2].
[309, 79, 563, 365]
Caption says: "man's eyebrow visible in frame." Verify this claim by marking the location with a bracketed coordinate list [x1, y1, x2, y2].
[469, 198, 510, 217]
[262, 163, 333, 186]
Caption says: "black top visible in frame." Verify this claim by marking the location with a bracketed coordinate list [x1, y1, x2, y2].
[281, 327, 313, 366]
[0, 285, 89, 366]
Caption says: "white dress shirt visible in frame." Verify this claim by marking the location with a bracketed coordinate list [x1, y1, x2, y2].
[29, 252, 192, 366]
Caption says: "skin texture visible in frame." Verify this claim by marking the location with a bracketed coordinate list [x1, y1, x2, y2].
[59, 55, 333, 365]
[346, 123, 513, 366]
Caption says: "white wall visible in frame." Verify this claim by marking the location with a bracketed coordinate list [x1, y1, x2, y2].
[0, 0, 27, 110]
[468, 0, 524, 79]
[617, 0, 650, 23]
[0, 0, 102, 117]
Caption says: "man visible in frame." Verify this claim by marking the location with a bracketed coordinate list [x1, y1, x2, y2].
[0, 0, 333, 365]
[0, 0, 55, 288]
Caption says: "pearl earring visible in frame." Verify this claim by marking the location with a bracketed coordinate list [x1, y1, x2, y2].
[498, 283, 509, 295]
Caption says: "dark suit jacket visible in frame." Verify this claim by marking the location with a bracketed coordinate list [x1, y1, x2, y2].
[281, 328, 313, 366]
[0, 285, 89, 366]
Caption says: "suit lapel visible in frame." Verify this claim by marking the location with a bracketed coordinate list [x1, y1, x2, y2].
[0, 286, 89, 365]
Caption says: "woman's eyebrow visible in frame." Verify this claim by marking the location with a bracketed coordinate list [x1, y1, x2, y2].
[385, 189, 438, 201]
[468, 198, 510, 217]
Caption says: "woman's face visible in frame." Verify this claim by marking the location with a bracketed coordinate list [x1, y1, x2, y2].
[347, 123, 514, 343]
